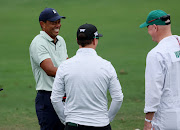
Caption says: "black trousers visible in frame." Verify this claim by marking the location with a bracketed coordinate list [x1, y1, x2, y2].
[35, 90, 65, 130]
[65, 123, 111, 130]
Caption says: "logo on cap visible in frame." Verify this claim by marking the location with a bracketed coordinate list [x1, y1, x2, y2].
[80, 29, 86, 32]
[165, 19, 170, 24]
[94, 31, 98, 37]
[53, 10, 57, 14]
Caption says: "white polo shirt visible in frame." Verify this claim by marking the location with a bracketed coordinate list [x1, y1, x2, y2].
[144, 35, 180, 129]
[51, 48, 123, 126]
[29, 31, 68, 91]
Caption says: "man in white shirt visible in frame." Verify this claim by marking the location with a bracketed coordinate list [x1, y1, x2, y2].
[140, 10, 180, 130]
[29, 8, 68, 130]
[51, 24, 124, 130]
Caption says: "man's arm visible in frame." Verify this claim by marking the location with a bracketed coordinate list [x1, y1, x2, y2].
[108, 64, 124, 122]
[108, 100, 122, 122]
[144, 53, 165, 130]
[30, 42, 58, 77]
[144, 112, 155, 130]
[51, 97, 65, 124]
[40, 58, 57, 77]
[51, 65, 65, 124]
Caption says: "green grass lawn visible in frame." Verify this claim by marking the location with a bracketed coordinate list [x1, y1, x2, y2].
[0, 0, 180, 129]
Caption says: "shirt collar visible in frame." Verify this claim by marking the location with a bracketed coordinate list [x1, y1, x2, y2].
[51, 38, 59, 44]
[40, 31, 60, 44]
[40, 31, 54, 42]
[159, 35, 178, 45]
[76, 48, 97, 55]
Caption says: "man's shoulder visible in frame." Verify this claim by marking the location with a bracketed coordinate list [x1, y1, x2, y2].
[30, 34, 48, 48]
[56, 35, 67, 47]
[60, 55, 111, 65]
[97, 55, 111, 63]
[32, 33, 47, 43]
[29, 35, 49, 56]
[147, 46, 162, 59]
[62, 55, 76, 64]
[57, 35, 65, 42]
[95, 55, 113, 69]
[57, 56, 76, 70]
[148, 39, 168, 56]
[148, 35, 180, 57]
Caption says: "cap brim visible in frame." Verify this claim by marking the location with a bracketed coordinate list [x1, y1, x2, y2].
[98, 33, 103, 37]
[139, 22, 149, 28]
[48, 16, 66, 22]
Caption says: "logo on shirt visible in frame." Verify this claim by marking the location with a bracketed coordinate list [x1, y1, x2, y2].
[174, 50, 180, 58]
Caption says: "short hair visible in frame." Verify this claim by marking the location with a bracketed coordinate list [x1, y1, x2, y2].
[77, 33, 93, 47]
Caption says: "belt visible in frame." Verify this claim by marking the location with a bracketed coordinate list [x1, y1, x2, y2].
[67, 122, 111, 128]
[67, 122, 78, 127]
[37, 90, 51, 93]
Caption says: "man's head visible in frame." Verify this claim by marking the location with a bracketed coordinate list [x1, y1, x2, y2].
[39, 8, 66, 39]
[76, 24, 103, 48]
[140, 10, 172, 43]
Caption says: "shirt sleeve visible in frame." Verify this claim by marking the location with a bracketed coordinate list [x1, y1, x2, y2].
[108, 100, 122, 122]
[50, 64, 65, 123]
[108, 63, 124, 121]
[31, 41, 51, 65]
[144, 52, 166, 113]
[109, 64, 124, 102]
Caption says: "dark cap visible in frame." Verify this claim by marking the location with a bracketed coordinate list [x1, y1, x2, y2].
[39, 8, 66, 22]
[77, 24, 103, 40]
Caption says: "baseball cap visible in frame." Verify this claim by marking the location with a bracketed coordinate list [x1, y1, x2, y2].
[139, 10, 171, 28]
[39, 8, 66, 22]
[77, 24, 103, 40]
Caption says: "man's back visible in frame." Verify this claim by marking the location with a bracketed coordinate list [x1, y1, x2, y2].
[54, 48, 123, 126]
[51, 23, 123, 130]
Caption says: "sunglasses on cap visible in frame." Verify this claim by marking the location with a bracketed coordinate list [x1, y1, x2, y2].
[93, 36, 99, 39]
[148, 14, 170, 24]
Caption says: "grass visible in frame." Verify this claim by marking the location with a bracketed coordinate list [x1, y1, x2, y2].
[0, 0, 180, 129]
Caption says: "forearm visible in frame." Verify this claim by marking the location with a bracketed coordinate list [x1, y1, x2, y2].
[45, 67, 57, 77]
[51, 69, 66, 124]
[144, 112, 155, 130]
[51, 99, 65, 124]
[108, 100, 123, 122]
[40, 58, 58, 77]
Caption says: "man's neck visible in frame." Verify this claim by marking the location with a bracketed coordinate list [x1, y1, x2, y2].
[157, 33, 172, 43]
[79, 44, 96, 49]
[156, 25, 172, 43]
[51, 38, 58, 45]
[43, 30, 57, 44]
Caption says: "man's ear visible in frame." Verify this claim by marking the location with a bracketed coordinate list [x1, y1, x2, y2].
[40, 21, 45, 30]
[92, 38, 96, 45]
[153, 24, 158, 32]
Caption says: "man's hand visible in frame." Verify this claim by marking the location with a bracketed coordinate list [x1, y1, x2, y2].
[143, 121, 154, 130]
[143, 112, 155, 130]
